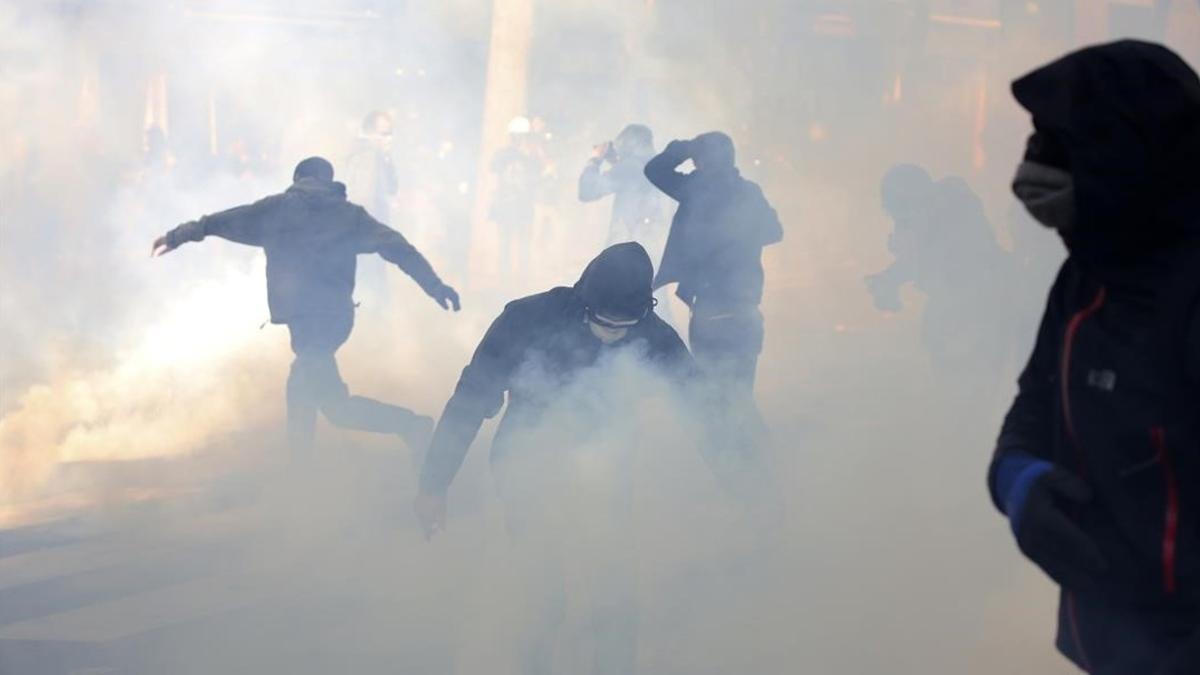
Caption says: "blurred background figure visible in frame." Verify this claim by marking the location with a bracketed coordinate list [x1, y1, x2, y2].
[490, 116, 550, 283]
[345, 110, 399, 223]
[579, 123, 661, 249]
[866, 164, 1015, 382]
[142, 125, 175, 178]
[345, 110, 401, 301]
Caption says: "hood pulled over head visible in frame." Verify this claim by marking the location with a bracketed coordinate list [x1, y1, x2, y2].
[691, 131, 736, 172]
[574, 242, 655, 322]
[1011, 40, 1200, 264]
[286, 176, 348, 204]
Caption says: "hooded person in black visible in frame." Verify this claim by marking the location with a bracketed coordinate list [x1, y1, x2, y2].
[415, 241, 691, 509]
[988, 41, 1200, 675]
[152, 156, 461, 456]
[414, 242, 692, 675]
[644, 131, 782, 423]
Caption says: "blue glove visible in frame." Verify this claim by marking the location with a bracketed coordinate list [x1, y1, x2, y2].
[993, 454, 1108, 590]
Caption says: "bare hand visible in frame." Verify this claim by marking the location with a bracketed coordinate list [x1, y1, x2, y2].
[432, 284, 461, 312]
[413, 493, 447, 540]
[151, 235, 177, 257]
[591, 142, 611, 161]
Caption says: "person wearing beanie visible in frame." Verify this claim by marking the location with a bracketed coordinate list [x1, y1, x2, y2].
[151, 156, 461, 457]
[989, 41, 1200, 675]
[414, 242, 692, 675]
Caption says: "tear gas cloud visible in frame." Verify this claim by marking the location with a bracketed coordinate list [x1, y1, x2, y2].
[1, 1, 1199, 674]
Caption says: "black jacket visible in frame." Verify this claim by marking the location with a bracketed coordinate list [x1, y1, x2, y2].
[165, 178, 443, 322]
[992, 257, 1200, 598]
[419, 287, 692, 495]
[644, 142, 782, 308]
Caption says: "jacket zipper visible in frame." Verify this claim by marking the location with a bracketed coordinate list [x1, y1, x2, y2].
[1061, 288, 1107, 469]
[1152, 426, 1180, 595]
[1059, 286, 1106, 672]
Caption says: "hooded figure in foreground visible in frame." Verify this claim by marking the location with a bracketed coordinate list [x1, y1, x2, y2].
[415, 242, 693, 675]
[989, 41, 1200, 675]
[152, 157, 460, 455]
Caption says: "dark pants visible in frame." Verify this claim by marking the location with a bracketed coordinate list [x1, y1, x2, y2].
[689, 303, 777, 506]
[285, 313, 427, 453]
[688, 303, 764, 396]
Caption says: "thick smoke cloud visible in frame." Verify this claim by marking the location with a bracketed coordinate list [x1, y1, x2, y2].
[2, 2, 1200, 674]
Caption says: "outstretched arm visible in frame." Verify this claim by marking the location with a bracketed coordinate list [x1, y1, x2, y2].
[352, 208, 460, 311]
[152, 197, 275, 256]
[415, 303, 527, 537]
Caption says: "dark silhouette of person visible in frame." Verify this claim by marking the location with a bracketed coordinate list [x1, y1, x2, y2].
[644, 131, 782, 418]
[414, 242, 693, 675]
[988, 41, 1200, 675]
[151, 156, 460, 456]
[865, 164, 1015, 376]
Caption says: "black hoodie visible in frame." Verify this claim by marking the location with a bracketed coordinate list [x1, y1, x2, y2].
[420, 244, 692, 495]
[645, 140, 783, 308]
[165, 177, 444, 322]
[991, 41, 1200, 670]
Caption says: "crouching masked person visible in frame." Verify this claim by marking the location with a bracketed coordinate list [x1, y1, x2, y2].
[988, 41, 1200, 675]
[415, 243, 695, 675]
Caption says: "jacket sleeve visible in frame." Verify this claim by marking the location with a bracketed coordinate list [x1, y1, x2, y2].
[351, 208, 444, 295]
[165, 197, 275, 248]
[578, 160, 615, 202]
[987, 267, 1067, 512]
[419, 304, 528, 495]
[643, 140, 692, 202]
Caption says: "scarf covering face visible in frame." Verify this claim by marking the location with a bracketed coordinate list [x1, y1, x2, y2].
[1011, 40, 1200, 269]
[1012, 160, 1076, 233]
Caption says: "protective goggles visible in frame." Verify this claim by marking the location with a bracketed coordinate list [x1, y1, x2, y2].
[585, 298, 656, 329]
